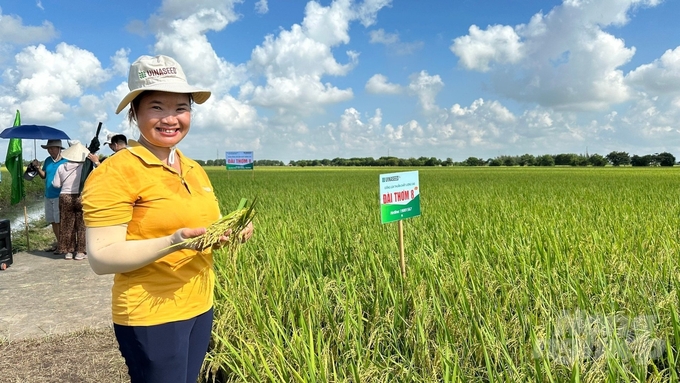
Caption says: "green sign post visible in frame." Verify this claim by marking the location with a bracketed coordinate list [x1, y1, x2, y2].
[379, 171, 420, 277]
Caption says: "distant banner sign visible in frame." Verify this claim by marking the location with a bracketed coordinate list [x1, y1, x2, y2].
[379, 171, 420, 224]
[226, 151, 254, 170]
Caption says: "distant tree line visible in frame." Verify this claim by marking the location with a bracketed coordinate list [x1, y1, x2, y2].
[186, 151, 676, 168]
[195, 159, 226, 166]
[193, 159, 286, 166]
[4, 151, 675, 169]
[288, 157, 453, 167]
[283, 151, 676, 167]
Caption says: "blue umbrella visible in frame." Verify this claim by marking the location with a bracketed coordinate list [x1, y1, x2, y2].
[1, 124, 71, 162]
[0, 124, 70, 140]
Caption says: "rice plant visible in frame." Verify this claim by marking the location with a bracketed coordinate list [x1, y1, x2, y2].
[201, 167, 680, 382]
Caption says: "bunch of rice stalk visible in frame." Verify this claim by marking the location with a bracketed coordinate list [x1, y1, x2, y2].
[169, 197, 256, 252]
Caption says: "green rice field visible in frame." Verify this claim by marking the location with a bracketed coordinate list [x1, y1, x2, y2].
[204, 167, 680, 382]
[3, 165, 680, 382]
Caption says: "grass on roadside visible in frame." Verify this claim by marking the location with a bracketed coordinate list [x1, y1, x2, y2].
[9, 217, 57, 253]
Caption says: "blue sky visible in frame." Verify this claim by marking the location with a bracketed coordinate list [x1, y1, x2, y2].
[1, 0, 679, 162]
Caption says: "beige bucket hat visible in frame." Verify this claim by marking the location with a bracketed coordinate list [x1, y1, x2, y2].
[40, 139, 64, 149]
[115, 55, 211, 114]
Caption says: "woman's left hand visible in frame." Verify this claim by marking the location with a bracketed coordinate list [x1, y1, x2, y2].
[239, 222, 254, 243]
[213, 222, 254, 249]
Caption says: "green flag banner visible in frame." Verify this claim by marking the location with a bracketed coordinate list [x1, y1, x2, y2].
[5, 110, 24, 205]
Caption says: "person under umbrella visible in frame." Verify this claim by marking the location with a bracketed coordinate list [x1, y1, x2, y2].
[32, 139, 67, 252]
[52, 141, 90, 260]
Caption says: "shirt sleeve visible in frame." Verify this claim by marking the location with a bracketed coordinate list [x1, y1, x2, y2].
[82, 162, 135, 227]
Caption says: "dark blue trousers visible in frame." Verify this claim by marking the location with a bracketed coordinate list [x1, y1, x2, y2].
[114, 308, 214, 383]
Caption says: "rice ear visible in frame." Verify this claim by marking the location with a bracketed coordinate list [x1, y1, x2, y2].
[163, 197, 257, 252]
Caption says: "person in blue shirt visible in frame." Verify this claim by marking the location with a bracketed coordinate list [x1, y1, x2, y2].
[32, 139, 68, 252]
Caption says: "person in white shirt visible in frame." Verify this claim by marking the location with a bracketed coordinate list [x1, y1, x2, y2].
[52, 141, 90, 260]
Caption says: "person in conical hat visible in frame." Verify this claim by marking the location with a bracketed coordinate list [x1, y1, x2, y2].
[82, 54, 253, 383]
[52, 140, 90, 260]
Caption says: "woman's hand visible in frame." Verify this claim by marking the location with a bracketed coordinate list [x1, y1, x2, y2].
[172, 223, 253, 251]
[239, 222, 254, 243]
[212, 222, 254, 249]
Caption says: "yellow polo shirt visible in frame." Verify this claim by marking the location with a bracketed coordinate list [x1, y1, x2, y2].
[82, 141, 220, 326]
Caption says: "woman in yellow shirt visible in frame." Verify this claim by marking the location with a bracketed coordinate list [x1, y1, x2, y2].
[82, 54, 253, 383]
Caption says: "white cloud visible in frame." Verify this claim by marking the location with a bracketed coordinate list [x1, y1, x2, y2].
[197, 94, 260, 131]
[369, 28, 423, 55]
[151, 0, 242, 24]
[408, 71, 443, 114]
[336, 107, 382, 151]
[145, 1, 249, 102]
[249, 74, 353, 114]
[10, 43, 110, 122]
[147, 1, 242, 71]
[369, 29, 398, 44]
[626, 46, 680, 95]
[450, 25, 524, 72]
[124, 20, 147, 37]
[365, 74, 401, 94]
[355, 0, 393, 27]
[255, 0, 268, 14]
[110, 49, 130, 77]
[0, 7, 57, 45]
[250, 25, 356, 79]
[247, 1, 378, 114]
[302, 0, 353, 46]
[449, 0, 653, 111]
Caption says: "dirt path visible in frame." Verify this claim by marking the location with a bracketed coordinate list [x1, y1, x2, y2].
[0, 250, 113, 341]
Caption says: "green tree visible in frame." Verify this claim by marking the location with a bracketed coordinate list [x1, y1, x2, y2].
[606, 151, 631, 166]
[500, 156, 516, 166]
[554, 153, 580, 166]
[631, 155, 652, 167]
[575, 155, 589, 166]
[463, 157, 485, 166]
[518, 154, 535, 166]
[588, 154, 608, 167]
[536, 154, 555, 167]
[656, 152, 676, 166]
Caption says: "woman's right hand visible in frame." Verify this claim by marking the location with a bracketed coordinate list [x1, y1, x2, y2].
[171, 227, 208, 250]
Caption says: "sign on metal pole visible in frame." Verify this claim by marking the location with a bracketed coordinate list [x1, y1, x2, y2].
[226, 151, 254, 169]
[379, 170, 420, 278]
[225, 151, 254, 179]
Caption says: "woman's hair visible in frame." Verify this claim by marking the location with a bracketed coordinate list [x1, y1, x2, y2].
[127, 91, 195, 126]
